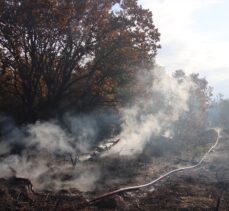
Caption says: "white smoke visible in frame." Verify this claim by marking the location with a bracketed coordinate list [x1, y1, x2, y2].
[0, 118, 101, 191]
[0, 66, 196, 191]
[27, 121, 74, 154]
[107, 67, 194, 155]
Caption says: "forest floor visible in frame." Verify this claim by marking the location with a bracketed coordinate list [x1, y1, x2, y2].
[0, 129, 229, 210]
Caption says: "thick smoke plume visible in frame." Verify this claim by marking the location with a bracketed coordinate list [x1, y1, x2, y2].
[0, 67, 195, 191]
[107, 67, 194, 155]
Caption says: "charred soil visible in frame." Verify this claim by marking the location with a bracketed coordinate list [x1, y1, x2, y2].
[1, 129, 229, 210]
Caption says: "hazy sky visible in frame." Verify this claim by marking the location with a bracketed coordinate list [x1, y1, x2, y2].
[139, 0, 229, 98]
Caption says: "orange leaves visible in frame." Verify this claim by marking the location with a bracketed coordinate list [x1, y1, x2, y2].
[0, 0, 160, 121]
[86, 67, 117, 103]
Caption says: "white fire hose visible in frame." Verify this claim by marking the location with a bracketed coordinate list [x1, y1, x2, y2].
[89, 129, 220, 204]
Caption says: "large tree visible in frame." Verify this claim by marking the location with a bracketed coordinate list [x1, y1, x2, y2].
[0, 0, 160, 122]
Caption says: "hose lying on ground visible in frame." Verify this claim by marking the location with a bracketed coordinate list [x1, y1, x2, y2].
[88, 129, 220, 204]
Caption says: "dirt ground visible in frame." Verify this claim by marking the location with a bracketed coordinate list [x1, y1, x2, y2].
[1, 129, 229, 210]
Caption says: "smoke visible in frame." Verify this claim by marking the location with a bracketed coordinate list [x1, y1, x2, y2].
[0, 117, 102, 191]
[107, 67, 194, 155]
[0, 66, 196, 191]
[63, 112, 120, 153]
[27, 121, 75, 154]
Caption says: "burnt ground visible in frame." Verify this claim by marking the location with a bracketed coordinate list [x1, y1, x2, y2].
[0, 129, 229, 210]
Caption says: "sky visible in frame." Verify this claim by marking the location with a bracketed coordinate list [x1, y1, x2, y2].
[139, 0, 229, 98]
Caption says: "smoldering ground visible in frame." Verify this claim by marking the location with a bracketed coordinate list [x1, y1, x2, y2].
[0, 67, 201, 192]
[0, 114, 117, 191]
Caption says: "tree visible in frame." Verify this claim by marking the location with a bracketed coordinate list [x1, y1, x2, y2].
[0, 0, 160, 122]
[218, 99, 229, 128]
[209, 97, 229, 129]
[208, 94, 224, 127]
[173, 70, 213, 139]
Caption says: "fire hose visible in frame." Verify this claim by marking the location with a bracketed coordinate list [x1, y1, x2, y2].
[88, 129, 220, 204]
